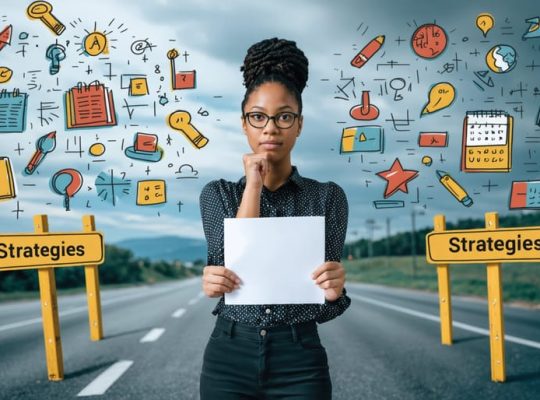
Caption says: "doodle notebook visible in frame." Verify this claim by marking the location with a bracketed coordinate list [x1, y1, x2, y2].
[461, 110, 513, 172]
[65, 81, 117, 128]
[0, 89, 28, 133]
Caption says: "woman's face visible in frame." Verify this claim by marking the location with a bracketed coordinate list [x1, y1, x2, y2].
[241, 81, 303, 164]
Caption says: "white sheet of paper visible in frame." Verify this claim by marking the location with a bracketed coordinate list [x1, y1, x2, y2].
[224, 216, 325, 305]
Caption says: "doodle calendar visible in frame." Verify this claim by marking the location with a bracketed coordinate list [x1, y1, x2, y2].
[461, 110, 513, 172]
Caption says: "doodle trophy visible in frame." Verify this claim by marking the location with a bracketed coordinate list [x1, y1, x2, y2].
[46, 43, 66, 75]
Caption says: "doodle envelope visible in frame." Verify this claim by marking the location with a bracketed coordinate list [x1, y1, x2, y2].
[340, 126, 383, 153]
[224, 216, 325, 305]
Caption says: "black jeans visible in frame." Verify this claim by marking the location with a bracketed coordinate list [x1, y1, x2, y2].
[200, 316, 332, 399]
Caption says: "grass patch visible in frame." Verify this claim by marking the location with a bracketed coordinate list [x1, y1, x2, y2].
[344, 256, 540, 304]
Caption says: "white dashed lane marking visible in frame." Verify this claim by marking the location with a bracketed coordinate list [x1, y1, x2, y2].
[172, 308, 186, 318]
[139, 328, 165, 343]
[77, 360, 134, 396]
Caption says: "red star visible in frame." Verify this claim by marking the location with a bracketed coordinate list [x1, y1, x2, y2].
[376, 158, 419, 198]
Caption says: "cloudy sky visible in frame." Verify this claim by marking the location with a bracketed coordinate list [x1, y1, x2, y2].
[0, 0, 539, 243]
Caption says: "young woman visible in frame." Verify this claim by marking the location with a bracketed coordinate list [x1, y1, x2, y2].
[199, 37, 351, 400]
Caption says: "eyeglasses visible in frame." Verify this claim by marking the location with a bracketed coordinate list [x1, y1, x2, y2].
[243, 111, 299, 129]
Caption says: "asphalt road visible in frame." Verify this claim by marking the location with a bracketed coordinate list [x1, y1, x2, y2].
[0, 279, 539, 399]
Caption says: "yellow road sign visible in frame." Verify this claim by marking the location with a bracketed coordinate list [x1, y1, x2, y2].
[0, 232, 104, 271]
[426, 226, 540, 263]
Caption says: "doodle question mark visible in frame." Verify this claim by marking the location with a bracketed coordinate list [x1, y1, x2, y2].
[51, 168, 83, 211]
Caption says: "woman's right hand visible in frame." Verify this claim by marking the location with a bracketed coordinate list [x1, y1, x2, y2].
[242, 153, 269, 190]
[202, 266, 242, 298]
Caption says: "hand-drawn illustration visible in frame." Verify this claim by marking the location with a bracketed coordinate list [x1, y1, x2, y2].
[472, 70, 495, 91]
[84, 31, 108, 56]
[120, 74, 149, 96]
[0, 156, 17, 201]
[349, 91, 379, 120]
[124, 132, 163, 162]
[351, 35, 384, 69]
[0, 88, 28, 133]
[95, 170, 131, 206]
[420, 82, 455, 116]
[485, 45, 517, 73]
[26, 1, 66, 36]
[340, 126, 384, 154]
[136, 179, 166, 205]
[461, 110, 513, 172]
[129, 77, 148, 96]
[0, 25, 12, 52]
[89, 142, 106, 157]
[372, 200, 405, 209]
[175, 163, 199, 179]
[0, 66, 13, 84]
[168, 110, 208, 149]
[436, 170, 473, 207]
[51, 168, 83, 211]
[411, 23, 447, 59]
[509, 180, 540, 209]
[476, 13, 495, 37]
[65, 81, 117, 128]
[24, 131, 56, 175]
[376, 158, 419, 198]
[422, 156, 433, 166]
[522, 17, 540, 40]
[167, 49, 196, 90]
[418, 132, 448, 147]
[45, 43, 66, 75]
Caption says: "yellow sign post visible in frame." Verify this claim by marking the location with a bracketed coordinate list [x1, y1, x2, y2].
[0, 214, 105, 381]
[426, 211, 539, 382]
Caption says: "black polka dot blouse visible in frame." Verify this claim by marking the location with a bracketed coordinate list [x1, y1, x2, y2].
[199, 166, 351, 327]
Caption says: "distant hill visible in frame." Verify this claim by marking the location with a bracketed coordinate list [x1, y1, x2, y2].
[114, 236, 207, 262]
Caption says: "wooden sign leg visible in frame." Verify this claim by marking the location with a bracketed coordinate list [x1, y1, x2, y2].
[434, 215, 453, 345]
[485, 212, 506, 382]
[82, 215, 104, 341]
[34, 215, 64, 381]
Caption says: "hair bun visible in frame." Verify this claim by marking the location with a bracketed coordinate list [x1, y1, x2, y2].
[241, 38, 308, 93]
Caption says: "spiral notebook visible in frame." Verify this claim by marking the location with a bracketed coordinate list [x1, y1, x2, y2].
[0, 89, 27, 133]
[461, 110, 513, 172]
[65, 81, 117, 129]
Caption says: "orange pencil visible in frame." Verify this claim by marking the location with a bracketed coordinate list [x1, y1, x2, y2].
[351, 35, 385, 69]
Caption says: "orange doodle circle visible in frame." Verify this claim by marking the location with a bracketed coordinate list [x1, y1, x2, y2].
[411, 23, 448, 59]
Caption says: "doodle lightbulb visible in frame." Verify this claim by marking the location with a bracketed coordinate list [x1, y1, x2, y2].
[84, 32, 108, 56]
[476, 13, 494, 37]
[421, 82, 455, 116]
[45, 43, 66, 75]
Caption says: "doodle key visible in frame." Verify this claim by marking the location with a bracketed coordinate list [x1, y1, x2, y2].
[27, 1, 66, 36]
[168, 111, 209, 149]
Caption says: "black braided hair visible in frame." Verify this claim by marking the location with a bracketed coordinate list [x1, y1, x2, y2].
[240, 38, 308, 114]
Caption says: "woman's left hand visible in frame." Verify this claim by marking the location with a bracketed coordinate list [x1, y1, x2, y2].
[312, 261, 345, 302]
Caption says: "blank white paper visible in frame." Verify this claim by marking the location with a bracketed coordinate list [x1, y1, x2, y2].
[224, 216, 325, 305]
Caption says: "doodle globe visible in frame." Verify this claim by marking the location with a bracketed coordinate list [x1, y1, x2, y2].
[485, 45, 517, 73]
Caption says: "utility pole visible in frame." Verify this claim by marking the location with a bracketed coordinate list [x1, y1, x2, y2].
[365, 219, 380, 258]
[411, 208, 425, 277]
[386, 217, 391, 268]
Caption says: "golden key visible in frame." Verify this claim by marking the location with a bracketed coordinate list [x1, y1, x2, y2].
[168, 110, 209, 149]
[27, 1, 66, 36]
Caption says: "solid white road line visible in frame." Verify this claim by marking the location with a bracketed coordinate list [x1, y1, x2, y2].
[349, 293, 540, 350]
[172, 308, 186, 318]
[139, 328, 165, 343]
[77, 360, 134, 396]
